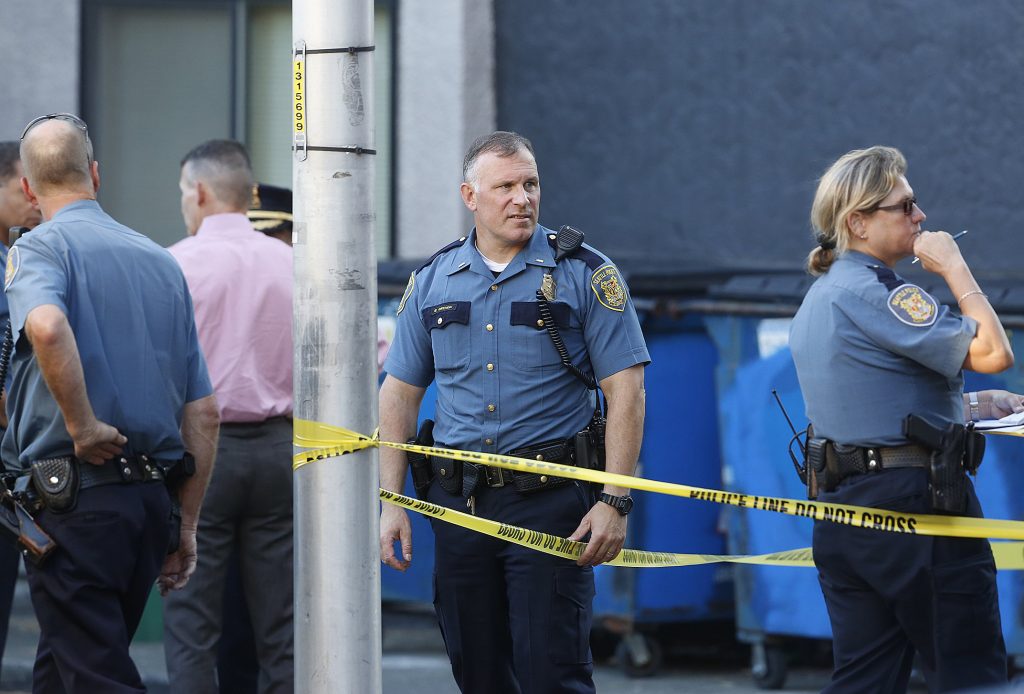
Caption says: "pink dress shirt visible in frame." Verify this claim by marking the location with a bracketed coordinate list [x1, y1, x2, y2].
[169, 213, 293, 423]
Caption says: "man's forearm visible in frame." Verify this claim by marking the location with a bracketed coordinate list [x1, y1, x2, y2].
[178, 394, 219, 527]
[379, 375, 425, 493]
[599, 365, 646, 496]
[26, 305, 96, 434]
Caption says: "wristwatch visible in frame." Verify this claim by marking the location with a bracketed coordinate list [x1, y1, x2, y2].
[599, 492, 634, 516]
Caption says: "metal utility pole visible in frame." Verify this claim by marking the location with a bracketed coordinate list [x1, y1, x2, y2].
[292, 0, 380, 691]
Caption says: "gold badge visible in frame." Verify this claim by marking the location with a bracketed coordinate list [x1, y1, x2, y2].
[541, 273, 556, 302]
[396, 272, 415, 316]
[4, 247, 20, 290]
[887, 284, 937, 327]
[590, 264, 626, 312]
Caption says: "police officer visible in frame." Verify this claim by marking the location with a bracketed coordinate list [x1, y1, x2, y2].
[379, 131, 649, 693]
[6, 114, 219, 692]
[0, 139, 41, 676]
[790, 145, 1024, 693]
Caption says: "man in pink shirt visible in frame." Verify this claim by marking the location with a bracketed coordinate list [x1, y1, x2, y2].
[162, 140, 294, 694]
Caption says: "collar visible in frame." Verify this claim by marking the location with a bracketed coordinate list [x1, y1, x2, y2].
[839, 249, 887, 267]
[50, 198, 101, 220]
[195, 212, 257, 237]
[446, 226, 556, 279]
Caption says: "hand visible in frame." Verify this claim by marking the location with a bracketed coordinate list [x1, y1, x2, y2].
[569, 501, 627, 567]
[984, 390, 1024, 420]
[380, 505, 413, 571]
[912, 230, 966, 276]
[158, 525, 198, 596]
[69, 418, 127, 465]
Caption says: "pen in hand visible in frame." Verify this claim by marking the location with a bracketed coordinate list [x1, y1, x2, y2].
[911, 229, 968, 264]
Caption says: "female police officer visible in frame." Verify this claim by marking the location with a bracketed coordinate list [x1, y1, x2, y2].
[789, 145, 1024, 693]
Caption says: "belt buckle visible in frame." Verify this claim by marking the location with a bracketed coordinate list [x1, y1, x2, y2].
[484, 466, 506, 488]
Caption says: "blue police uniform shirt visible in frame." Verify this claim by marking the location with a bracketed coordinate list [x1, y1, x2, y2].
[1, 199, 212, 471]
[385, 225, 650, 453]
[789, 250, 976, 447]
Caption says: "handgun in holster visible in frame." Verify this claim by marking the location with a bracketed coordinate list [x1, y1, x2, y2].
[0, 472, 56, 566]
[804, 436, 842, 500]
[574, 410, 606, 473]
[903, 413, 983, 513]
[407, 419, 435, 501]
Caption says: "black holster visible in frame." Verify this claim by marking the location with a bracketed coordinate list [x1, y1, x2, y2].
[407, 420, 435, 500]
[805, 437, 841, 500]
[903, 414, 984, 513]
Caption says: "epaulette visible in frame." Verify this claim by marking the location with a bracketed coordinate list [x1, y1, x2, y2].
[544, 232, 604, 270]
[867, 264, 903, 292]
[416, 236, 469, 273]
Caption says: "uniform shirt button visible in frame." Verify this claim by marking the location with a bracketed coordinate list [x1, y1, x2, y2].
[486, 324, 494, 332]
[486, 363, 494, 371]
[484, 438, 493, 445]
[490, 285, 498, 291]
[437, 317, 443, 325]
[487, 404, 496, 412]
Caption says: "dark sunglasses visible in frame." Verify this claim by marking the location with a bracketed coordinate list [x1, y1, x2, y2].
[20, 113, 89, 141]
[871, 196, 918, 216]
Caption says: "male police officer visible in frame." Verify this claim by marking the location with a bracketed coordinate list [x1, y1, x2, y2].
[0, 140, 41, 675]
[379, 131, 649, 693]
[6, 114, 218, 692]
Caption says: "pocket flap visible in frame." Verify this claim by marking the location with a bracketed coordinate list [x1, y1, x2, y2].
[422, 302, 471, 330]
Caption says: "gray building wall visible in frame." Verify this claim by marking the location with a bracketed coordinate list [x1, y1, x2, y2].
[495, 0, 1024, 281]
[0, 0, 79, 140]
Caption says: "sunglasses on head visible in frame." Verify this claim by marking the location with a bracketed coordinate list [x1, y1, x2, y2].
[20, 113, 89, 141]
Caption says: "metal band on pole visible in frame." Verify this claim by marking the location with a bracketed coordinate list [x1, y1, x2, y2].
[292, 0, 381, 691]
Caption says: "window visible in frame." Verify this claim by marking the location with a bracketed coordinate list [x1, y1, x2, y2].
[82, 0, 393, 252]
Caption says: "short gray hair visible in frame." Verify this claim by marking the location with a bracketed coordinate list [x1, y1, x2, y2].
[180, 139, 255, 210]
[462, 131, 535, 187]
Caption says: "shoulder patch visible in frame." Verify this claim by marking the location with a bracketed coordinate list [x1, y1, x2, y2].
[867, 264, 904, 292]
[887, 284, 938, 327]
[396, 272, 415, 316]
[416, 236, 469, 273]
[591, 264, 627, 311]
[4, 246, 20, 290]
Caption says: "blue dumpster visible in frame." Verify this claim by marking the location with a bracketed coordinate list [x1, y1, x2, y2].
[592, 319, 734, 676]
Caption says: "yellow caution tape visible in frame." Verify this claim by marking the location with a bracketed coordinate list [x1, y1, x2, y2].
[296, 420, 1024, 542]
[382, 488, 1024, 570]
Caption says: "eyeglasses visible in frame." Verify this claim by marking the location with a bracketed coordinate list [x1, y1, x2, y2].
[20, 113, 89, 141]
[871, 196, 918, 216]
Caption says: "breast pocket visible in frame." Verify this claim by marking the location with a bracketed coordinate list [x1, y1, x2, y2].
[422, 301, 471, 371]
[510, 301, 574, 370]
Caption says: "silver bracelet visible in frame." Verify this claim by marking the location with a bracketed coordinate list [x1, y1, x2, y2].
[957, 289, 987, 305]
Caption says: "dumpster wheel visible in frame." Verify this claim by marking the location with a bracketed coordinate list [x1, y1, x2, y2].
[751, 641, 787, 690]
[615, 632, 663, 678]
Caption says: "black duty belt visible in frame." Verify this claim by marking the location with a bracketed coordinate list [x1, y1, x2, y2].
[433, 438, 575, 496]
[79, 455, 167, 489]
[833, 443, 930, 482]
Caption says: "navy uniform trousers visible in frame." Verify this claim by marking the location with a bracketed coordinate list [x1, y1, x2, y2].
[814, 468, 1006, 693]
[27, 481, 172, 693]
[428, 477, 596, 694]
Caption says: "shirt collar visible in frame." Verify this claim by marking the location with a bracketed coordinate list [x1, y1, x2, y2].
[50, 198, 101, 220]
[446, 225, 556, 279]
[839, 249, 887, 267]
[195, 212, 256, 237]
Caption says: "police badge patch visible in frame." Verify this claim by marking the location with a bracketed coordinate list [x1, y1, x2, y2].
[591, 264, 626, 311]
[396, 272, 415, 315]
[887, 284, 937, 327]
[4, 247, 19, 290]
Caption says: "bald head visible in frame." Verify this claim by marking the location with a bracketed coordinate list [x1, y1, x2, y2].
[20, 118, 95, 197]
